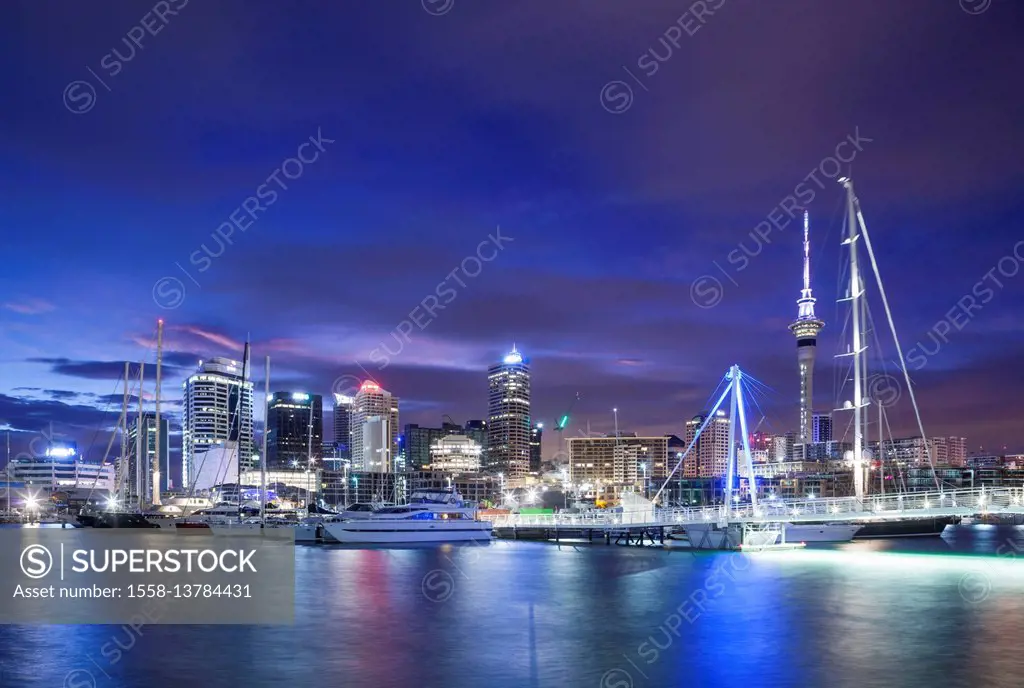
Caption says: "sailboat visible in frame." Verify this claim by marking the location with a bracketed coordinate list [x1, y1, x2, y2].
[208, 354, 294, 540]
[834, 177, 957, 538]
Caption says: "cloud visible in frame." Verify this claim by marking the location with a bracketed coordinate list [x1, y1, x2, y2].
[3, 299, 55, 315]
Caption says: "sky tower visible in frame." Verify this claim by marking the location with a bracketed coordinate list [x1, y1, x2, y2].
[789, 210, 825, 445]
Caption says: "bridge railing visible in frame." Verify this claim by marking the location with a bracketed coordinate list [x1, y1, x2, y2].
[486, 487, 1024, 528]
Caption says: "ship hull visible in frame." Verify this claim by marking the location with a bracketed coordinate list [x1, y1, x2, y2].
[853, 516, 959, 539]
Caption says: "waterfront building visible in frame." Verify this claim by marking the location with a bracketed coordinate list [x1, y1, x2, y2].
[530, 423, 543, 473]
[487, 346, 531, 483]
[8, 442, 115, 493]
[182, 357, 254, 489]
[932, 436, 967, 467]
[871, 436, 966, 467]
[789, 211, 825, 444]
[332, 393, 354, 462]
[351, 381, 399, 472]
[812, 413, 832, 444]
[683, 411, 730, 478]
[566, 434, 668, 495]
[266, 392, 323, 470]
[429, 434, 483, 473]
[126, 413, 171, 503]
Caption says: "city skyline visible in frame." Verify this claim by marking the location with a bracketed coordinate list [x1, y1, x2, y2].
[2, 2, 1024, 467]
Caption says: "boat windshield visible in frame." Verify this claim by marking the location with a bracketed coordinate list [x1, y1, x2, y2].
[374, 506, 428, 515]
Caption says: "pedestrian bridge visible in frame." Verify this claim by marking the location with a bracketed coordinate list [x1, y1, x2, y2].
[487, 487, 1024, 529]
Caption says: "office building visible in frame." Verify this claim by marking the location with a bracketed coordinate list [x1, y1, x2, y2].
[811, 413, 832, 444]
[487, 346, 531, 483]
[8, 441, 116, 494]
[683, 411, 731, 478]
[182, 357, 254, 489]
[332, 393, 354, 462]
[464, 420, 487, 464]
[266, 392, 323, 470]
[566, 434, 668, 495]
[530, 423, 543, 473]
[351, 381, 399, 471]
[404, 422, 461, 471]
[429, 435, 483, 473]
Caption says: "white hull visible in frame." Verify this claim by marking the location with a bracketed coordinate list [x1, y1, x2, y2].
[784, 523, 861, 543]
[324, 520, 492, 544]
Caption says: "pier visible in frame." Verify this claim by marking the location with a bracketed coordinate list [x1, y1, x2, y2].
[489, 486, 1024, 547]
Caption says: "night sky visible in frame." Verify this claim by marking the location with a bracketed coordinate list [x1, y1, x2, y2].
[2, 0, 1022, 477]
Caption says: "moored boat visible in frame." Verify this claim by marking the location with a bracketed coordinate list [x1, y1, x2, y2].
[323, 489, 492, 544]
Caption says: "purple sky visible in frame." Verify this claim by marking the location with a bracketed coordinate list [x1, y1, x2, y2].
[2, 0, 1023, 475]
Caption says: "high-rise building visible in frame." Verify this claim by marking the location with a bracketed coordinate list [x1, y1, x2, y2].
[944, 436, 967, 467]
[789, 211, 825, 444]
[265, 392, 323, 470]
[362, 416, 393, 473]
[811, 413, 832, 444]
[351, 381, 399, 471]
[127, 413, 171, 504]
[332, 394, 354, 462]
[530, 423, 543, 472]
[487, 346, 531, 483]
[682, 411, 731, 478]
[925, 436, 967, 467]
[182, 357, 254, 490]
[429, 435, 483, 473]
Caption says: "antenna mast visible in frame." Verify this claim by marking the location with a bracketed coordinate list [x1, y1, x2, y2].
[152, 320, 164, 506]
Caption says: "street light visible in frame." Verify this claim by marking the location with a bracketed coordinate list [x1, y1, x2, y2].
[639, 461, 647, 498]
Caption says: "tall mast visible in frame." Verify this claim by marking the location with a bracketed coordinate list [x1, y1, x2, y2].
[843, 178, 866, 502]
[306, 392, 314, 512]
[261, 356, 269, 522]
[120, 361, 129, 506]
[152, 319, 164, 506]
[239, 341, 250, 522]
[136, 361, 145, 511]
[6, 430, 10, 514]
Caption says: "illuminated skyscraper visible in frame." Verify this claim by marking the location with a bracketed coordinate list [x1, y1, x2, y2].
[487, 346, 531, 483]
[351, 381, 399, 472]
[266, 392, 323, 470]
[789, 211, 825, 444]
[182, 357, 254, 489]
[332, 393, 354, 461]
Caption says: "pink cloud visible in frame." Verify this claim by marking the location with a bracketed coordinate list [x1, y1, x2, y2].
[3, 298, 55, 315]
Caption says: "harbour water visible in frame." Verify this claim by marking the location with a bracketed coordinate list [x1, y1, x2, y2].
[3, 525, 1024, 687]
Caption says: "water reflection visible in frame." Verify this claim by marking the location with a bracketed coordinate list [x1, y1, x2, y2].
[1, 527, 1022, 687]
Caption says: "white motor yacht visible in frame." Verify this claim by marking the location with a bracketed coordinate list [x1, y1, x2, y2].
[209, 516, 297, 539]
[323, 489, 492, 544]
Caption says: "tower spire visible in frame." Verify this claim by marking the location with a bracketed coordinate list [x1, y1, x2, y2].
[789, 210, 825, 446]
[797, 210, 817, 320]
[803, 209, 811, 293]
